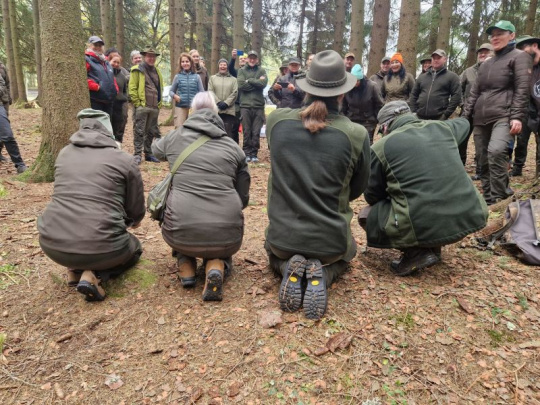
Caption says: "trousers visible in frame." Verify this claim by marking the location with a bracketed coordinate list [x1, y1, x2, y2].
[133, 106, 160, 156]
[0, 105, 24, 167]
[241, 107, 264, 157]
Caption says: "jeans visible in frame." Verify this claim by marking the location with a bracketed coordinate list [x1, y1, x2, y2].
[0, 105, 24, 168]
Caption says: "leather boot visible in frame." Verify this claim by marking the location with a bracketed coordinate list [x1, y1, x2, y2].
[76, 271, 106, 301]
[67, 269, 81, 287]
[178, 257, 197, 287]
[390, 248, 440, 276]
[202, 259, 224, 301]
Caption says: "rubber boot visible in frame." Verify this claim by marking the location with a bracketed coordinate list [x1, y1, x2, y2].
[76, 271, 106, 301]
[202, 259, 224, 301]
[178, 257, 197, 288]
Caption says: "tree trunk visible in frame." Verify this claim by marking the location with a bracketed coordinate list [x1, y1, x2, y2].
[169, 0, 176, 80]
[100, 0, 112, 47]
[333, 0, 346, 54]
[9, 0, 27, 103]
[115, 0, 125, 61]
[465, 0, 482, 68]
[32, 0, 42, 102]
[210, 0, 222, 75]
[397, 0, 420, 75]
[436, 0, 452, 50]
[311, 0, 320, 54]
[367, 0, 390, 77]
[174, 0, 185, 58]
[233, 0, 244, 54]
[195, 0, 205, 52]
[296, 0, 307, 59]
[525, 0, 538, 35]
[33, 0, 89, 182]
[251, 0, 262, 56]
[349, 0, 365, 65]
[428, 0, 440, 54]
[1, 0, 18, 102]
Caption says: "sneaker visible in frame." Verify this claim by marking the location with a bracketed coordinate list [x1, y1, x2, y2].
[16, 164, 27, 174]
[303, 259, 327, 320]
[251, 157, 259, 163]
[145, 155, 160, 163]
[390, 248, 440, 276]
[245, 156, 252, 163]
[133, 155, 142, 165]
[278, 254, 307, 313]
[76, 271, 106, 301]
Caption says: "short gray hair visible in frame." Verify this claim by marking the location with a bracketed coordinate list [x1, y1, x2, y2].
[130, 50, 141, 60]
[191, 91, 218, 113]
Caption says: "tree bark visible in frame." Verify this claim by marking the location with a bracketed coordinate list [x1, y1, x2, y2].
[311, 0, 320, 54]
[465, 0, 482, 68]
[397, 0, 420, 75]
[251, 0, 262, 56]
[195, 0, 205, 52]
[32, 0, 42, 102]
[367, 0, 390, 77]
[349, 0, 365, 64]
[174, 0, 185, 58]
[233, 0, 244, 54]
[169, 0, 176, 80]
[333, 0, 346, 54]
[436, 0, 452, 50]
[1, 0, 18, 102]
[525, 0, 538, 35]
[296, 0, 307, 59]
[100, 0, 112, 47]
[210, 0, 222, 75]
[115, 0, 125, 61]
[9, 0, 27, 103]
[428, 0, 440, 54]
[33, 0, 89, 182]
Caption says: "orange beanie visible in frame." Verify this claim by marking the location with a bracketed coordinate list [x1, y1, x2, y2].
[391, 52, 404, 64]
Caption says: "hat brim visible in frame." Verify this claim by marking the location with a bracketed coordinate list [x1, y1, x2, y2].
[517, 38, 540, 46]
[486, 25, 514, 34]
[141, 52, 161, 57]
[420, 58, 431, 63]
[296, 72, 357, 98]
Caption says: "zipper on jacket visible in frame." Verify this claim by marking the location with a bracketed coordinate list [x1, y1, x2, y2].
[425, 71, 436, 117]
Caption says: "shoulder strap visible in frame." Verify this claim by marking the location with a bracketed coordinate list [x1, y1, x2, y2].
[170, 135, 211, 175]
[486, 199, 520, 249]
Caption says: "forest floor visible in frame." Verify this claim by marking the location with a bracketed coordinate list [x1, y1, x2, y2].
[0, 107, 539, 405]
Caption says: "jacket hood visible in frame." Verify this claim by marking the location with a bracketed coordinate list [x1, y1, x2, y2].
[70, 118, 119, 148]
[182, 109, 227, 138]
[85, 50, 105, 62]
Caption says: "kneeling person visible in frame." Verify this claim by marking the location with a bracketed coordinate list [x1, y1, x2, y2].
[38, 109, 145, 301]
[359, 101, 488, 276]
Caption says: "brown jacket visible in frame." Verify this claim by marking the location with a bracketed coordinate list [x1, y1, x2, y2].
[38, 119, 145, 254]
[463, 45, 531, 126]
[381, 72, 415, 102]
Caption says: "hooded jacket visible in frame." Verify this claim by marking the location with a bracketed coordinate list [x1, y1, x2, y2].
[369, 70, 386, 91]
[342, 79, 384, 129]
[152, 109, 250, 248]
[462, 44, 531, 125]
[209, 71, 238, 116]
[364, 114, 488, 249]
[85, 50, 118, 104]
[38, 118, 145, 254]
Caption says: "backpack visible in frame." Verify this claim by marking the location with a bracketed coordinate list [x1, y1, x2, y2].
[477, 198, 540, 265]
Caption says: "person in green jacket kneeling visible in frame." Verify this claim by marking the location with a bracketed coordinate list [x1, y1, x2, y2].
[358, 101, 489, 276]
[265, 51, 371, 320]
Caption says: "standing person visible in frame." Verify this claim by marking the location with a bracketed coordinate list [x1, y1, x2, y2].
[462, 21, 531, 204]
[189, 49, 209, 90]
[228, 49, 247, 78]
[209, 58, 239, 141]
[268, 60, 289, 106]
[152, 92, 250, 301]
[0, 96, 27, 173]
[418, 55, 432, 77]
[0, 60, 11, 162]
[85, 36, 118, 117]
[381, 53, 415, 103]
[409, 49, 462, 120]
[268, 57, 305, 109]
[228, 50, 247, 144]
[342, 64, 384, 144]
[344, 52, 355, 72]
[38, 109, 145, 301]
[265, 50, 370, 320]
[369, 56, 391, 91]
[128, 47, 164, 165]
[130, 50, 142, 66]
[109, 54, 129, 145]
[511, 35, 540, 177]
[237, 50, 268, 163]
[170, 53, 204, 128]
[460, 43, 493, 171]
[306, 54, 315, 70]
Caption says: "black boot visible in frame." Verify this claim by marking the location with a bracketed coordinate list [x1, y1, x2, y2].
[391, 248, 440, 276]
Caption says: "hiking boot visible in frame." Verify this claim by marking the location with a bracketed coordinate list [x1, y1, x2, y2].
[202, 259, 224, 301]
[178, 257, 197, 288]
[510, 167, 522, 177]
[431, 246, 442, 261]
[76, 270, 106, 301]
[251, 157, 259, 163]
[303, 259, 327, 320]
[0, 153, 7, 163]
[278, 254, 306, 313]
[145, 155, 160, 163]
[16, 164, 27, 174]
[67, 269, 81, 287]
[390, 248, 440, 276]
[133, 155, 142, 165]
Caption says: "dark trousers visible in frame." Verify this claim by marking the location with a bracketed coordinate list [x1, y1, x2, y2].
[133, 106, 160, 156]
[219, 113, 239, 144]
[40, 233, 142, 281]
[0, 105, 24, 168]
[231, 110, 241, 144]
[513, 126, 540, 172]
[241, 107, 264, 157]
[90, 100, 114, 118]
[111, 101, 128, 143]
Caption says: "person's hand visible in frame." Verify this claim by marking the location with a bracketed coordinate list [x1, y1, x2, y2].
[259, 76, 265, 80]
[510, 119, 522, 135]
[173, 94, 180, 103]
[217, 101, 228, 110]
[232, 49, 237, 59]
[273, 83, 281, 91]
[287, 83, 295, 91]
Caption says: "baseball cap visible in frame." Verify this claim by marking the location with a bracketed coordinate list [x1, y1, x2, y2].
[486, 20, 516, 35]
[247, 50, 259, 58]
[477, 43, 493, 52]
[345, 52, 355, 59]
[431, 49, 447, 57]
[289, 57, 301, 64]
[88, 36, 104, 45]
[381, 56, 391, 63]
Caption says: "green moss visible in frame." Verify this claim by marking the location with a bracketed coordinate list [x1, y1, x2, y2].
[0, 183, 7, 198]
[104, 259, 157, 298]
[50, 272, 65, 287]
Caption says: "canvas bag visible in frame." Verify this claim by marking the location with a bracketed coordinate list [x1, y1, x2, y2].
[147, 135, 210, 224]
[478, 198, 540, 265]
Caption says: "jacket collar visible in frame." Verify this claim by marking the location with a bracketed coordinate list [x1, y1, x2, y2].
[387, 113, 419, 133]
[495, 43, 516, 57]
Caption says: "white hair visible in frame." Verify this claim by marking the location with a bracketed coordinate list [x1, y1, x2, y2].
[191, 92, 218, 113]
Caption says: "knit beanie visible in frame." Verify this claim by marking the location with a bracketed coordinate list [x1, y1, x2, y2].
[351, 64, 364, 80]
[391, 52, 404, 64]
[77, 108, 114, 138]
[218, 58, 228, 67]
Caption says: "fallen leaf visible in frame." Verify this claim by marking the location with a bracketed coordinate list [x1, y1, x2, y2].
[227, 381, 242, 397]
[54, 383, 65, 399]
[456, 296, 475, 314]
[191, 387, 203, 402]
[104, 374, 123, 390]
[435, 335, 454, 345]
[313, 347, 329, 356]
[157, 317, 166, 325]
[427, 375, 441, 385]
[518, 340, 540, 349]
[258, 310, 283, 329]
[41, 382, 52, 390]
[325, 332, 353, 352]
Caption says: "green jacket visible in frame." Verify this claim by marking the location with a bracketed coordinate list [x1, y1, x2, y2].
[364, 114, 488, 249]
[209, 72, 238, 116]
[237, 64, 268, 108]
[266, 100, 371, 260]
[128, 63, 164, 108]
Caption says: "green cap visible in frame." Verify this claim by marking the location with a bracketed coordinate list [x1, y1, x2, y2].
[419, 55, 431, 63]
[486, 20, 516, 35]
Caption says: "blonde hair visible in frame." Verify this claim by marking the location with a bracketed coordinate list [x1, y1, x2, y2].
[191, 92, 218, 113]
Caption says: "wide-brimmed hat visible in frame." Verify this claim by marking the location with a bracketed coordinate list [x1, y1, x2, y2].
[516, 35, 540, 47]
[140, 47, 161, 56]
[486, 20, 515, 34]
[477, 43, 493, 52]
[296, 50, 357, 97]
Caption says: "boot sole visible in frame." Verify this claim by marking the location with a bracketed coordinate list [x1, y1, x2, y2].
[76, 280, 106, 302]
[278, 255, 306, 313]
[180, 277, 196, 288]
[202, 269, 223, 301]
[303, 260, 327, 320]
[391, 254, 440, 276]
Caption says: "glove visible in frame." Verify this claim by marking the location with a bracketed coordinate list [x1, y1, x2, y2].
[217, 101, 228, 110]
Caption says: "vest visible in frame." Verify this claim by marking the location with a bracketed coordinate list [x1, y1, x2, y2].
[86, 55, 117, 104]
[175, 72, 200, 108]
